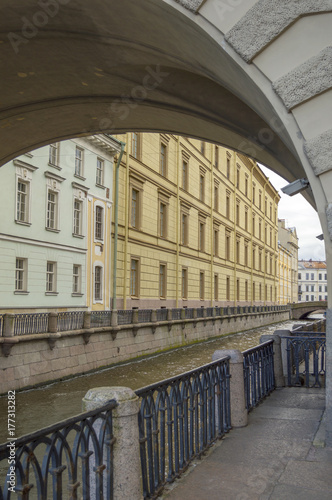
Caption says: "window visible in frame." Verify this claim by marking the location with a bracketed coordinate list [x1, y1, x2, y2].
[306, 273, 309, 280]
[200, 272, 204, 300]
[226, 156, 230, 179]
[75, 147, 84, 177]
[96, 158, 104, 185]
[236, 202, 240, 225]
[259, 220, 262, 240]
[159, 264, 166, 298]
[245, 280, 248, 301]
[252, 247, 256, 270]
[259, 191, 262, 210]
[199, 221, 205, 252]
[159, 201, 167, 238]
[131, 133, 141, 159]
[215, 146, 219, 168]
[311, 285, 314, 292]
[16, 180, 29, 223]
[73, 199, 83, 236]
[319, 274, 322, 280]
[311, 295, 314, 301]
[49, 143, 59, 166]
[236, 239, 240, 264]
[214, 229, 219, 256]
[182, 268, 188, 299]
[46, 190, 58, 230]
[15, 258, 27, 292]
[226, 192, 230, 219]
[214, 184, 219, 211]
[46, 262, 56, 293]
[226, 277, 230, 301]
[214, 274, 218, 300]
[94, 266, 103, 301]
[200, 141, 205, 155]
[181, 213, 188, 245]
[160, 143, 167, 177]
[298, 273, 302, 280]
[225, 232, 231, 261]
[95, 205, 104, 240]
[252, 215, 255, 236]
[237, 279, 240, 301]
[244, 243, 248, 266]
[245, 175, 248, 197]
[311, 273, 314, 280]
[182, 160, 188, 190]
[236, 167, 240, 189]
[252, 184, 255, 204]
[244, 208, 248, 231]
[199, 174, 205, 202]
[130, 258, 139, 297]
[319, 285, 322, 292]
[73, 264, 82, 294]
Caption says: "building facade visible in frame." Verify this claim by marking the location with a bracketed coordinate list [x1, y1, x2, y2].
[278, 219, 299, 304]
[0, 135, 120, 312]
[298, 260, 327, 302]
[112, 133, 280, 309]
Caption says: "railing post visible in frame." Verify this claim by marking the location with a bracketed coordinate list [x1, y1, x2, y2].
[260, 334, 284, 387]
[111, 309, 118, 327]
[48, 312, 58, 333]
[3, 313, 15, 337]
[274, 330, 291, 384]
[83, 311, 91, 330]
[212, 349, 247, 428]
[82, 387, 142, 500]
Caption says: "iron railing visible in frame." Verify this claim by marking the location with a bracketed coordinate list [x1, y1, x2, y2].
[0, 401, 117, 500]
[171, 309, 182, 320]
[138, 309, 152, 323]
[117, 309, 133, 325]
[13, 313, 49, 336]
[156, 309, 168, 322]
[286, 336, 326, 388]
[57, 311, 84, 332]
[242, 340, 275, 411]
[135, 356, 231, 499]
[90, 311, 112, 328]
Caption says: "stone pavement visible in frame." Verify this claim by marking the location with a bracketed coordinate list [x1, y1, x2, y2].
[163, 388, 331, 500]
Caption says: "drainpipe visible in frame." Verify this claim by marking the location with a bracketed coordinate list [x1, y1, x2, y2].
[112, 140, 126, 311]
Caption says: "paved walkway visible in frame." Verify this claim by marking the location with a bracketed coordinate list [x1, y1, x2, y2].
[163, 388, 331, 500]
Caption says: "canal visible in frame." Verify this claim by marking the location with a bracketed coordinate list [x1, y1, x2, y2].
[0, 319, 304, 443]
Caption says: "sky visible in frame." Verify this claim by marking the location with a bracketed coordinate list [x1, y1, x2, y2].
[259, 165, 326, 262]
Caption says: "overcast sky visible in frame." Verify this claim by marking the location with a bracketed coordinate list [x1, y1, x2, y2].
[259, 165, 326, 262]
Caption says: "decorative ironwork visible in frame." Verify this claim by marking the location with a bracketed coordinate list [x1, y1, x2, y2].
[0, 401, 117, 500]
[91, 311, 112, 328]
[172, 309, 182, 320]
[13, 313, 49, 336]
[184, 308, 194, 319]
[156, 309, 168, 322]
[136, 356, 231, 499]
[286, 336, 326, 388]
[206, 308, 214, 317]
[57, 311, 84, 332]
[196, 308, 204, 318]
[138, 310, 152, 323]
[243, 340, 275, 411]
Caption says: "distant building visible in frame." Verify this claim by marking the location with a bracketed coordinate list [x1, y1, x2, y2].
[298, 260, 327, 302]
[112, 132, 280, 309]
[278, 220, 299, 304]
[0, 135, 121, 313]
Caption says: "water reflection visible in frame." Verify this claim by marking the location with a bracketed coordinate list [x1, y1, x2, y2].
[0, 320, 299, 443]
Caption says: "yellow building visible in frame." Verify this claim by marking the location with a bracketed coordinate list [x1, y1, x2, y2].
[112, 133, 280, 309]
[278, 219, 299, 304]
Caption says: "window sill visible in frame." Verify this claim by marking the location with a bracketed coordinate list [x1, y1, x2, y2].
[73, 233, 85, 239]
[15, 220, 31, 226]
[46, 227, 60, 233]
[74, 174, 86, 181]
[72, 293, 84, 297]
[95, 183, 106, 189]
[45, 292, 59, 296]
[14, 291, 29, 295]
[48, 162, 61, 170]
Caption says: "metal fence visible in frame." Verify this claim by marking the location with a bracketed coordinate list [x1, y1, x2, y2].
[135, 356, 231, 499]
[57, 311, 85, 331]
[156, 308, 168, 322]
[0, 401, 117, 500]
[242, 340, 275, 411]
[117, 309, 133, 325]
[286, 336, 326, 388]
[90, 311, 112, 328]
[13, 313, 49, 336]
[138, 309, 152, 323]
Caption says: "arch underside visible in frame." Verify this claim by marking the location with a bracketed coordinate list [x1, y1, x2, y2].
[0, 0, 312, 202]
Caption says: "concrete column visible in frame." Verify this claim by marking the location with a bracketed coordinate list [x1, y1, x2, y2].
[82, 386, 142, 500]
[48, 312, 58, 333]
[83, 311, 91, 329]
[326, 308, 332, 447]
[212, 349, 247, 428]
[151, 309, 157, 323]
[274, 329, 291, 383]
[3, 313, 15, 337]
[260, 335, 284, 388]
[132, 309, 139, 324]
[111, 309, 118, 327]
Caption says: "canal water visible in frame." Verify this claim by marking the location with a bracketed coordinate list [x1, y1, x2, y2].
[0, 319, 306, 443]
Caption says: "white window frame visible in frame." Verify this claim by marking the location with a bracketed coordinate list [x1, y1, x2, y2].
[72, 264, 82, 295]
[46, 189, 59, 230]
[130, 258, 140, 298]
[73, 198, 83, 236]
[15, 258, 28, 293]
[16, 179, 30, 224]
[96, 158, 104, 186]
[49, 143, 60, 167]
[94, 264, 103, 302]
[75, 146, 84, 178]
[94, 202, 105, 242]
[46, 261, 57, 294]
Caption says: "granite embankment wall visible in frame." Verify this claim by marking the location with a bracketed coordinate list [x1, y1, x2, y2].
[0, 309, 290, 394]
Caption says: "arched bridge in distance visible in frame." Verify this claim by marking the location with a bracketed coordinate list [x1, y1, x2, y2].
[291, 301, 327, 320]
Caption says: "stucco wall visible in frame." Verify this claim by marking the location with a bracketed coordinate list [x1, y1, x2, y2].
[0, 310, 289, 394]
